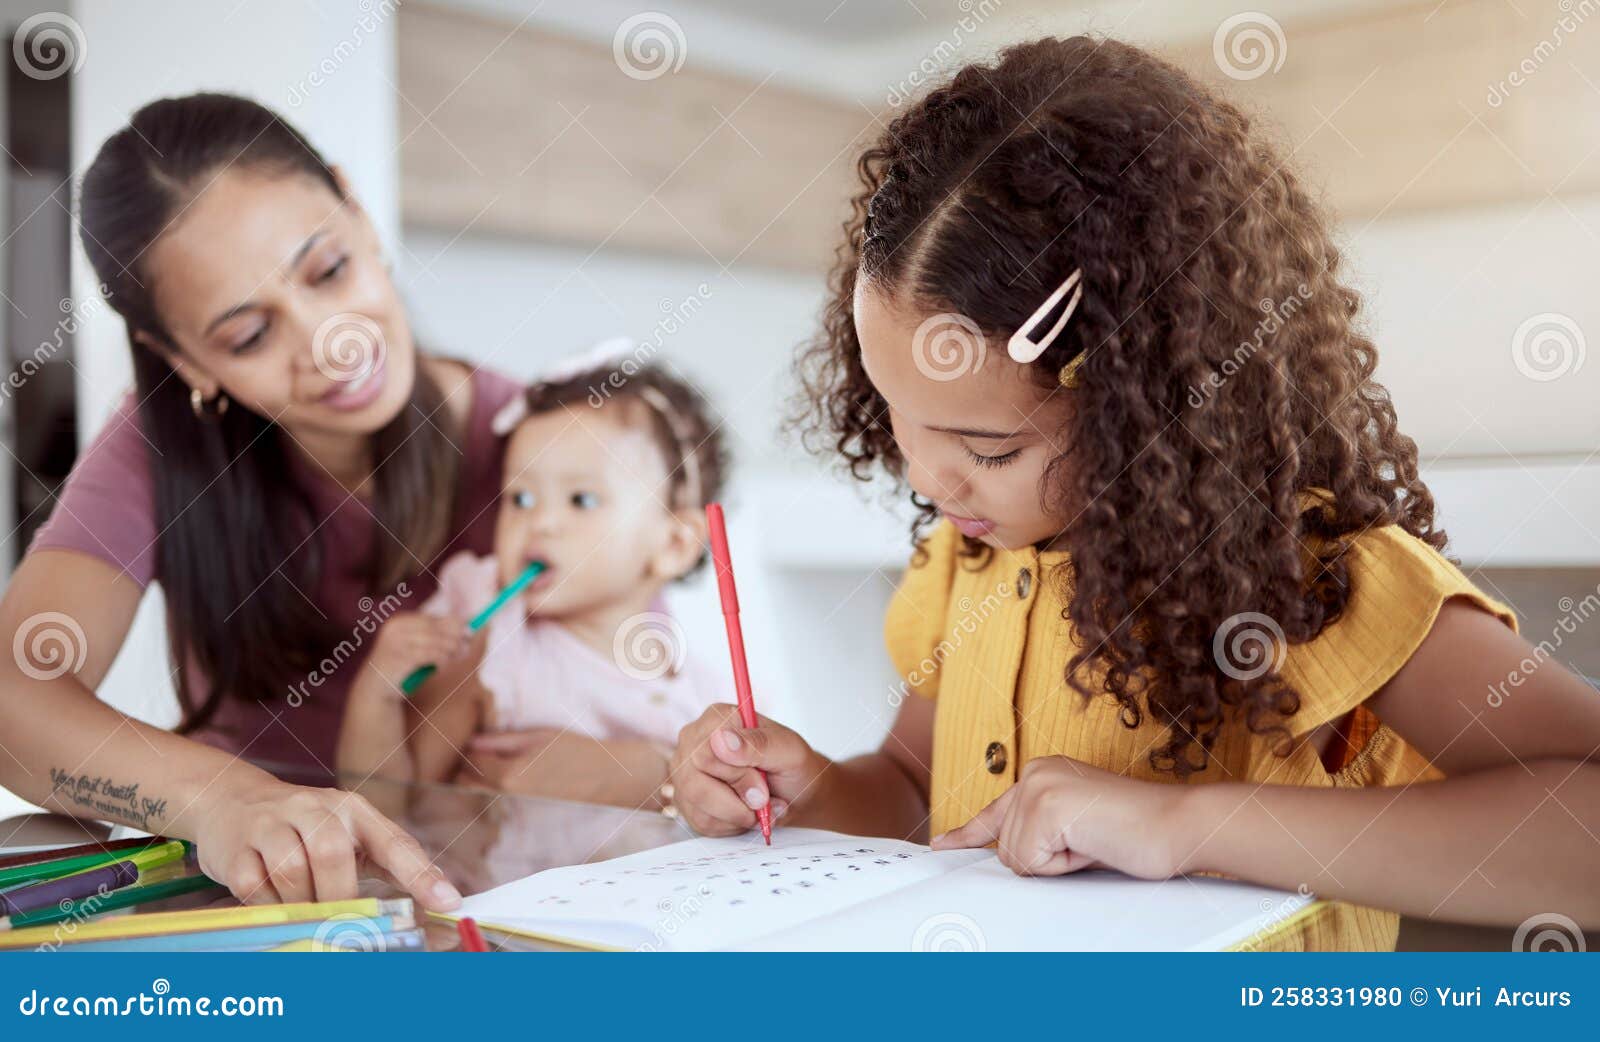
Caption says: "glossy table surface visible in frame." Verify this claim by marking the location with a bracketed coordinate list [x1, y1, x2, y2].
[1, 765, 1534, 951]
[1, 763, 692, 951]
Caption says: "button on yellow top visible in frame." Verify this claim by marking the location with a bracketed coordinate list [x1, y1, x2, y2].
[884, 518, 1516, 951]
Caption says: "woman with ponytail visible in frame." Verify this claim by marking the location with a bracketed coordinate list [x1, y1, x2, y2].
[0, 93, 523, 910]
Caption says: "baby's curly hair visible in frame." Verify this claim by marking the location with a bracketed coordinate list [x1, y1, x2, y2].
[796, 36, 1445, 776]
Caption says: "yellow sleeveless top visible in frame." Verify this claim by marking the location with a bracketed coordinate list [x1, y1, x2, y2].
[884, 519, 1516, 951]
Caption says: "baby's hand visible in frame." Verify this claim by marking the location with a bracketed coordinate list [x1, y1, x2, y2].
[357, 611, 468, 697]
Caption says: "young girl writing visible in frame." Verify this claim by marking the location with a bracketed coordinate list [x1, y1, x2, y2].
[338, 349, 732, 809]
[665, 37, 1600, 949]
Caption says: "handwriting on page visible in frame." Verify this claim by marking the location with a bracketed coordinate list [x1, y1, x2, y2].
[540, 846, 919, 908]
[513, 839, 955, 950]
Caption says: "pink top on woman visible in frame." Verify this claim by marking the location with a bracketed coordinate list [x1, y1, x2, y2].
[29, 366, 521, 774]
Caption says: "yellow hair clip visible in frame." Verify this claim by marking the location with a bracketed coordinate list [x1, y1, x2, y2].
[1058, 351, 1086, 389]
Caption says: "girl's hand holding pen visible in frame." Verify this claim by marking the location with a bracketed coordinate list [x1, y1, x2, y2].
[667, 704, 825, 837]
[931, 756, 1193, 880]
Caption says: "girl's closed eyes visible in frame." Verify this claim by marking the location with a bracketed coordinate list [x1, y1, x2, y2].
[962, 444, 1022, 469]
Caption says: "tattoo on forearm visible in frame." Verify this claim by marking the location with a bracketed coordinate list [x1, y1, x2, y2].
[47, 767, 170, 830]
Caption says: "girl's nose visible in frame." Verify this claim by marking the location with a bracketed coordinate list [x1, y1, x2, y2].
[907, 451, 964, 508]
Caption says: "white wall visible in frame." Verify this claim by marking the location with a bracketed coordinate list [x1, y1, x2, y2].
[397, 232, 816, 471]
[1, 0, 403, 823]
[1348, 197, 1600, 460]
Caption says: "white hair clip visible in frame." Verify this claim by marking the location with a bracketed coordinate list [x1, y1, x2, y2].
[490, 394, 528, 436]
[1007, 268, 1084, 364]
[540, 336, 637, 385]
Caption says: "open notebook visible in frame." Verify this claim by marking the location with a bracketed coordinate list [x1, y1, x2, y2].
[449, 827, 1320, 951]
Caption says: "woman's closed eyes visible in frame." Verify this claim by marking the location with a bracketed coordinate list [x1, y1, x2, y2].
[221, 253, 351, 356]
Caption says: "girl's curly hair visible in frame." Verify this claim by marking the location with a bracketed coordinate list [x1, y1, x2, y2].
[795, 36, 1445, 777]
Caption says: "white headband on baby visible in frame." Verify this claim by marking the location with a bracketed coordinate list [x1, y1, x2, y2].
[490, 337, 637, 436]
[489, 337, 703, 508]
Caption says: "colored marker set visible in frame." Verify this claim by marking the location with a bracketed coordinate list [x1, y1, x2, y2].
[0, 838, 439, 952]
[0, 836, 214, 932]
[1, 893, 424, 952]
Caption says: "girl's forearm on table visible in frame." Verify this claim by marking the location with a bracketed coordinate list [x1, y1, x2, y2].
[1178, 759, 1600, 926]
[789, 751, 930, 842]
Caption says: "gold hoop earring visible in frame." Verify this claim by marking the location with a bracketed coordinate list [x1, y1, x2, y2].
[190, 387, 229, 420]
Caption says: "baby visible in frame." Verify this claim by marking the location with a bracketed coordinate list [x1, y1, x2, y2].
[337, 346, 732, 809]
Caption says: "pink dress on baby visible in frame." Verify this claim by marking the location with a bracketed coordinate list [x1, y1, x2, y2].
[421, 551, 727, 747]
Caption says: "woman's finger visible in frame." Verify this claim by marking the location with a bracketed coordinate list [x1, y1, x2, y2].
[348, 801, 462, 912]
[295, 811, 359, 903]
[230, 851, 279, 906]
[258, 827, 315, 905]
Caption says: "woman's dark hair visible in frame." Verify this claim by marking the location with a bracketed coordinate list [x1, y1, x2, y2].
[796, 37, 1445, 776]
[519, 358, 730, 577]
[78, 92, 459, 733]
